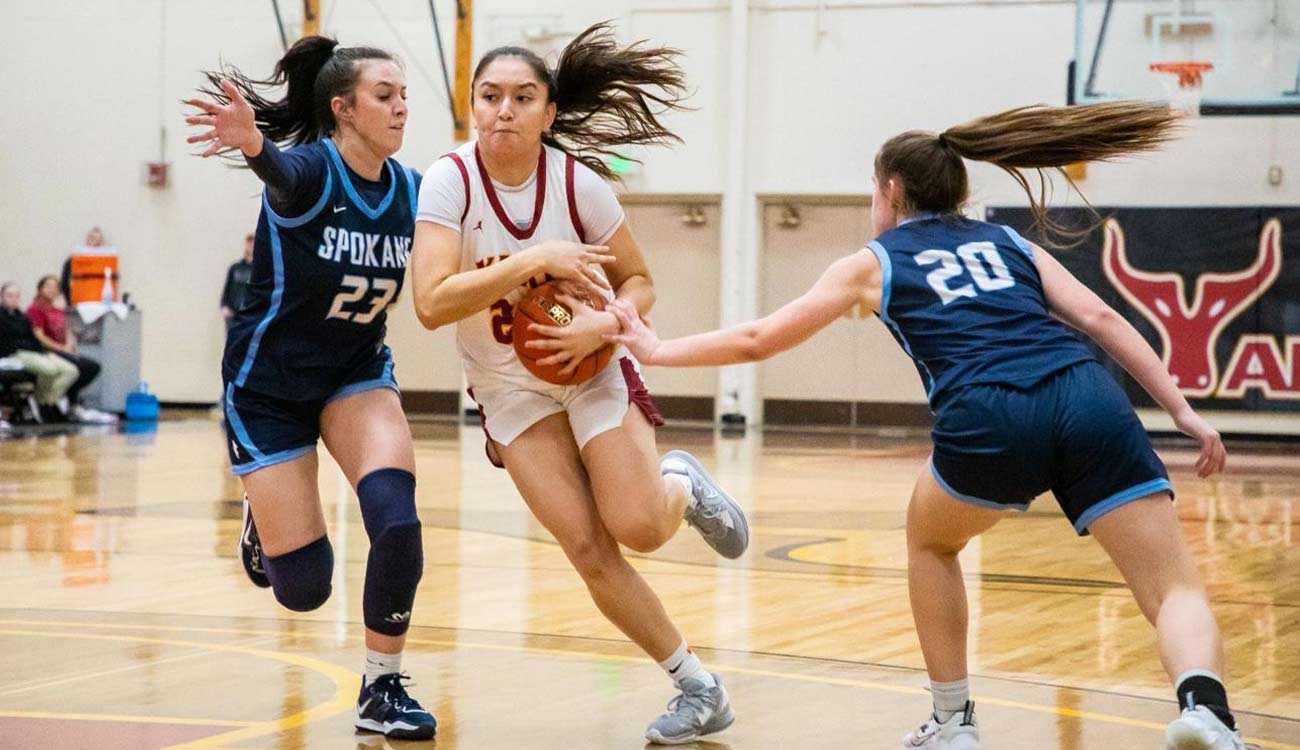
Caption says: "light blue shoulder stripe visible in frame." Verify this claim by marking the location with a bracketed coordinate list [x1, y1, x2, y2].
[324, 138, 396, 220]
[999, 224, 1036, 259]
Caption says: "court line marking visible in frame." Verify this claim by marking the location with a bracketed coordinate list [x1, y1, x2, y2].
[0, 628, 360, 750]
[0, 710, 249, 727]
[0, 636, 275, 698]
[1, 619, 1296, 750]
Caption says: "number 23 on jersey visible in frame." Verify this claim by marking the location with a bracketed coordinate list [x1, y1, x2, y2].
[326, 275, 399, 324]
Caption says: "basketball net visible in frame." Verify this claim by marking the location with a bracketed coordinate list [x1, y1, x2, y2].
[1150, 61, 1213, 117]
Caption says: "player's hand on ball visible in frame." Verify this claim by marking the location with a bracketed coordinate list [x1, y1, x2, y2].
[184, 79, 261, 157]
[604, 299, 661, 364]
[524, 241, 614, 298]
[524, 293, 614, 377]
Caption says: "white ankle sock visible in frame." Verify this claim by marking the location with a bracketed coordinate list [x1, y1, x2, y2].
[658, 641, 715, 688]
[365, 649, 403, 684]
[931, 678, 970, 722]
[666, 472, 697, 510]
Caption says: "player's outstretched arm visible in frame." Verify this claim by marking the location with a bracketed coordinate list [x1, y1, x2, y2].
[1034, 243, 1225, 477]
[183, 79, 319, 210]
[607, 250, 880, 367]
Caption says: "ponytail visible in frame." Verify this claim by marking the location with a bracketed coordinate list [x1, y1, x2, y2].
[199, 35, 395, 152]
[876, 101, 1181, 245]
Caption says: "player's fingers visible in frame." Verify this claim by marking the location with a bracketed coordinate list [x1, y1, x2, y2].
[183, 98, 219, 114]
[200, 142, 224, 158]
[554, 292, 592, 310]
[523, 338, 563, 350]
[536, 352, 573, 367]
[528, 323, 566, 338]
[551, 279, 584, 297]
[220, 78, 247, 106]
[602, 333, 630, 344]
[610, 304, 638, 330]
[581, 266, 611, 290]
[185, 115, 217, 127]
[582, 244, 612, 254]
[583, 253, 617, 265]
[186, 131, 220, 144]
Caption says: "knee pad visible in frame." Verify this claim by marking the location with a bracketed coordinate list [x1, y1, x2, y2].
[358, 468, 424, 636]
[264, 535, 334, 612]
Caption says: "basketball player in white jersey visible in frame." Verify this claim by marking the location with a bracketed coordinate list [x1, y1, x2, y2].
[410, 23, 746, 745]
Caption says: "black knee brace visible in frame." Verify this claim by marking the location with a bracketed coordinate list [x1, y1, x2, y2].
[264, 535, 334, 612]
[358, 468, 424, 636]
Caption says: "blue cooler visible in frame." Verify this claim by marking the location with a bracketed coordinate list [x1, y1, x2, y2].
[125, 383, 160, 422]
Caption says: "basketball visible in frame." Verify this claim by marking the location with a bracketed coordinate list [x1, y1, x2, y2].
[512, 282, 614, 385]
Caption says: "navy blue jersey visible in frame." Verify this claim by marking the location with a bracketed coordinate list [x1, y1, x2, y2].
[866, 214, 1095, 408]
[223, 139, 421, 400]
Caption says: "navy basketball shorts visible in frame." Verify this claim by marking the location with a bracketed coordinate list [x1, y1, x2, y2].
[929, 360, 1173, 536]
[222, 347, 399, 476]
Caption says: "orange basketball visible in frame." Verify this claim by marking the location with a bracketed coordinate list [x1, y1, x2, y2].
[512, 282, 614, 385]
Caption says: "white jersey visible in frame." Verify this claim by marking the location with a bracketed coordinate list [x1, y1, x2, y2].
[417, 141, 625, 385]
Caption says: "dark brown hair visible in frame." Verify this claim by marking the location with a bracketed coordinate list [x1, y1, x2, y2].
[874, 102, 1181, 244]
[36, 275, 59, 295]
[199, 36, 396, 152]
[472, 22, 690, 180]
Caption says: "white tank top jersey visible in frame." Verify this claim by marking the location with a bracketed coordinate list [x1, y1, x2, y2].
[417, 141, 625, 384]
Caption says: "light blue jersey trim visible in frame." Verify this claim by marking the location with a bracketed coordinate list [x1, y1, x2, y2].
[231, 444, 316, 476]
[404, 166, 418, 220]
[865, 240, 893, 321]
[1073, 477, 1173, 535]
[866, 239, 938, 401]
[224, 384, 266, 462]
[235, 215, 288, 387]
[897, 212, 942, 227]
[236, 168, 334, 388]
[324, 138, 396, 220]
[265, 169, 334, 228]
[999, 224, 1036, 259]
[930, 458, 1031, 512]
[325, 352, 399, 405]
[223, 384, 317, 476]
[262, 167, 334, 228]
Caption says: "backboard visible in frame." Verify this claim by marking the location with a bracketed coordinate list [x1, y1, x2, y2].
[1072, 0, 1300, 115]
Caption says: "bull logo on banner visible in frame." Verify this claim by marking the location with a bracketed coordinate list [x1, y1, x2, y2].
[1102, 218, 1295, 400]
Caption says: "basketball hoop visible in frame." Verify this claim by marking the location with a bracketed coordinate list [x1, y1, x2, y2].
[1149, 61, 1214, 116]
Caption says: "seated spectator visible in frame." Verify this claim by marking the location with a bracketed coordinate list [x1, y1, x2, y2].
[0, 282, 78, 423]
[28, 275, 115, 423]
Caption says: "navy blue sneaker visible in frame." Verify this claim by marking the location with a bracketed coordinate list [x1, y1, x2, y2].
[238, 495, 270, 589]
[356, 673, 437, 740]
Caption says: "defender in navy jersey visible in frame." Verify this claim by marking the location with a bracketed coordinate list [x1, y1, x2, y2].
[223, 138, 419, 406]
[186, 36, 435, 740]
[609, 102, 1243, 750]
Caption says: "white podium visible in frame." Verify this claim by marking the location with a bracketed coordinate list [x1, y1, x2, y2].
[73, 307, 143, 414]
